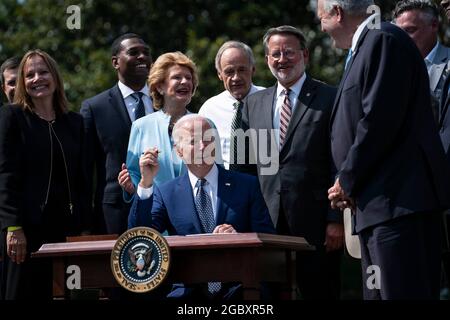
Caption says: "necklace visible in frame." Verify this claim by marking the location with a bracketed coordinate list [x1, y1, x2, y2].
[33, 108, 56, 122]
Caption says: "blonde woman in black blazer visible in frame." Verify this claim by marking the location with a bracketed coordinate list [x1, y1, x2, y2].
[0, 50, 88, 300]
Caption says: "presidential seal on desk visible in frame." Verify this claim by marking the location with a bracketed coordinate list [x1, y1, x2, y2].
[111, 227, 170, 293]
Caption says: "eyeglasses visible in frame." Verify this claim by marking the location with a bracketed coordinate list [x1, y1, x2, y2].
[268, 49, 301, 61]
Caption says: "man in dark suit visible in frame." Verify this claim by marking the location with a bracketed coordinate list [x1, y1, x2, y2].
[441, 68, 450, 300]
[128, 114, 275, 299]
[0, 56, 20, 283]
[393, 0, 450, 123]
[0, 56, 20, 105]
[241, 25, 343, 299]
[439, 0, 450, 299]
[440, 0, 450, 168]
[319, 0, 450, 299]
[80, 33, 153, 235]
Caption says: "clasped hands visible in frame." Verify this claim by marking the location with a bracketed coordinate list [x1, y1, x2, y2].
[327, 178, 355, 211]
[213, 224, 237, 234]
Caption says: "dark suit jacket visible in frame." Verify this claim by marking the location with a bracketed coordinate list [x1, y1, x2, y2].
[331, 22, 450, 233]
[80, 84, 132, 234]
[0, 105, 88, 237]
[440, 75, 450, 164]
[241, 76, 338, 246]
[128, 165, 275, 235]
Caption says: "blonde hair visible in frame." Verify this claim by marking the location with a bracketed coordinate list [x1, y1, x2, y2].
[14, 49, 68, 114]
[148, 52, 198, 110]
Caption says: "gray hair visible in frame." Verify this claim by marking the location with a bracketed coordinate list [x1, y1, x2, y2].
[172, 114, 216, 147]
[322, 0, 374, 16]
[263, 25, 307, 54]
[392, 0, 439, 23]
[215, 41, 256, 73]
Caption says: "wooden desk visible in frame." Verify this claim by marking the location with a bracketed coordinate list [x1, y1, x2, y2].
[32, 233, 314, 299]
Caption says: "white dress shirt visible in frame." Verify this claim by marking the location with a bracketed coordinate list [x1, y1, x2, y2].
[137, 164, 220, 220]
[199, 84, 265, 169]
[424, 42, 439, 72]
[272, 73, 306, 149]
[118, 81, 153, 121]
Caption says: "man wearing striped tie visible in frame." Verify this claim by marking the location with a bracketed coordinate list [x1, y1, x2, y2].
[241, 25, 343, 299]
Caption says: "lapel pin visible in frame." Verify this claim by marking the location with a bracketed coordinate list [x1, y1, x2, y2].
[306, 93, 311, 97]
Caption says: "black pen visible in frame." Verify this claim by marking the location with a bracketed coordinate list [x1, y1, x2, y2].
[141, 150, 162, 155]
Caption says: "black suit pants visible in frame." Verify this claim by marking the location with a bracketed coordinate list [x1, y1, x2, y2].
[359, 211, 441, 300]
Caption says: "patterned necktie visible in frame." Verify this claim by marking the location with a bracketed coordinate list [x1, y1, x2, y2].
[194, 179, 221, 295]
[132, 92, 146, 121]
[229, 100, 243, 170]
[279, 89, 291, 147]
[194, 179, 215, 233]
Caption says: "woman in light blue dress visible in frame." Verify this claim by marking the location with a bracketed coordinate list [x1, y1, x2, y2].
[118, 52, 198, 202]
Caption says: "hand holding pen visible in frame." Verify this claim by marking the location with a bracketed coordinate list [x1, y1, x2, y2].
[139, 147, 160, 188]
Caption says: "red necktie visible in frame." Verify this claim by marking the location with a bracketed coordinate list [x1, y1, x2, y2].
[280, 89, 291, 146]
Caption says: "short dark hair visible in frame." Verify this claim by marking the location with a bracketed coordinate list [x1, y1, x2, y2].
[111, 33, 144, 56]
[263, 26, 307, 54]
[0, 56, 20, 86]
[393, 0, 439, 21]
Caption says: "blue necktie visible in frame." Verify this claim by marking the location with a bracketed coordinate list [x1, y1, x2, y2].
[194, 179, 215, 233]
[194, 179, 221, 295]
[132, 92, 146, 121]
[345, 49, 353, 70]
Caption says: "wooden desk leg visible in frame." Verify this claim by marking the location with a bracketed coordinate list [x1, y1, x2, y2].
[286, 250, 297, 300]
[53, 258, 65, 298]
[242, 250, 260, 300]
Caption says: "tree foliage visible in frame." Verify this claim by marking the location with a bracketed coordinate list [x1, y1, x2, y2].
[1, 0, 448, 111]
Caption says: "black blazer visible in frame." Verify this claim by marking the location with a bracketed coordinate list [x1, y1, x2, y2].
[0, 105, 87, 236]
[440, 75, 450, 164]
[80, 85, 132, 233]
[242, 76, 338, 246]
[331, 22, 450, 233]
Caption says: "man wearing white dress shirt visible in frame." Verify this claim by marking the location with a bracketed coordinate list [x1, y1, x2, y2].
[394, 0, 450, 123]
[395, 1, 450, 299]
[80, 33, 154, 235]
[128, 114, 275, 299]
[199, 41, 264, 170]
